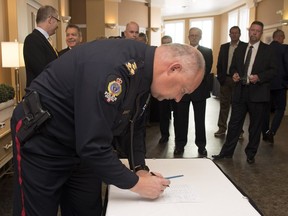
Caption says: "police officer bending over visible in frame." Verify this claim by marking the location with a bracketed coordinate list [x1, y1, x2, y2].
[11, 39, 205, 216]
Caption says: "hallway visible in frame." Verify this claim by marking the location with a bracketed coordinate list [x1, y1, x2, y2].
[0, 96, 287, 216]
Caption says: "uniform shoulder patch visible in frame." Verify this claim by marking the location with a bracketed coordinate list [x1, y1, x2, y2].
[124, 59, 137, 76]
[104, 74, 124, 104]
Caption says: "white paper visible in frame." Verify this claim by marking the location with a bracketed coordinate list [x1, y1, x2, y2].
[155, 184, 201, 203]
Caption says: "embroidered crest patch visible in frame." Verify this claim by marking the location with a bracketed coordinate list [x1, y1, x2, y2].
[125, 60, 137, 75]
[105, 77, 123, 103]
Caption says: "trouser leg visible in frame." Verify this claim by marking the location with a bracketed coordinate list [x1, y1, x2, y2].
[192, 100, 207, 150]
[60, 163, 103, 216]
[270, 89, 287, 134]
[173, 101, 190, 148]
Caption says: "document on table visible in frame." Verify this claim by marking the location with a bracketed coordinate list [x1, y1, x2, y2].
[155, 184, 201, 203]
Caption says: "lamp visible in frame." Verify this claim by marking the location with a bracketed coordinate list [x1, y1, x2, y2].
[62, 16, 71, 23]
[105, 23, 117, 29]
[1, 41, 25, 103]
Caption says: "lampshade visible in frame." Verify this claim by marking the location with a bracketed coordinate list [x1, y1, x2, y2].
[1, 41, 25, 68]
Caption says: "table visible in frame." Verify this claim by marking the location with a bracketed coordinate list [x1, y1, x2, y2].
[105, 158, 261, 216]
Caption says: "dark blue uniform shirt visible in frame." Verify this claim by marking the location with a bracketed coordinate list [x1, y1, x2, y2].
[26, 39, 155, 189]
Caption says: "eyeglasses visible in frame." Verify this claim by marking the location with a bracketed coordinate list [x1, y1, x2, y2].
[51, 15, 61, 23]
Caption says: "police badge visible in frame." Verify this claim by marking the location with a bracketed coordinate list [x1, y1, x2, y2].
[105, 77, 123, 103]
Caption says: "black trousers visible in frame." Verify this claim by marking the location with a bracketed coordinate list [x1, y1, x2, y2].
[220, 86, 267, 158]
[11, 104, 102, 216]
[159, 100, 172, 139]
[173, 99, 207, 150]
[262, 88, 287, 135]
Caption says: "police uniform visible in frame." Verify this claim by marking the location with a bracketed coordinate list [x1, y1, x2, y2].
[11, 39, 155, 216]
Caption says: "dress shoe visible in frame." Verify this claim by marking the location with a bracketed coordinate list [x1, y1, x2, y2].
[247, 157, 255, 164]
[212, 154, 233, 160]
[264, 130, 274, 144]
[198, 148, 208, 157]
[158, 137, 169, 144]
[173, 147, 184, 156]
[214, 129, 226, 137]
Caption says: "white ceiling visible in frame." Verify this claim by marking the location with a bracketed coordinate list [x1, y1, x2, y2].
[132, 0, 249, 19]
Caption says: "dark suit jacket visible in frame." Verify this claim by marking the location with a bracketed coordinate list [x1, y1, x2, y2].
[216, 41, 246, 85]
[230, 41, 277, 102]
[24, 29, 58, 87]
[269, 41, 288, 90]
[59, 47, 70, 56]
[181, 45, 213, 102]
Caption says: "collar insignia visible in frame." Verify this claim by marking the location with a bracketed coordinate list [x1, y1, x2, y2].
[125, 60, 137, 75]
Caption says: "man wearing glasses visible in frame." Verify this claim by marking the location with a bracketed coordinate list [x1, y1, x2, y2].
[23, 5, 60, 87]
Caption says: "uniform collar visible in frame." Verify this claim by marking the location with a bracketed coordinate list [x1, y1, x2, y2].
[143, 46, 156, 87]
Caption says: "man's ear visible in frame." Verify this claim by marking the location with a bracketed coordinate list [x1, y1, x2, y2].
[168, 63, 182, 74]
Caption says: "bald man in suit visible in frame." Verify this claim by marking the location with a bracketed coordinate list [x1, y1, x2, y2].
[173, 27, 213, 157]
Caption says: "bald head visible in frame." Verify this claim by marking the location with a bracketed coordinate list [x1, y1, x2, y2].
[151, 43, 205, 102]
[124, 21, 139, 39]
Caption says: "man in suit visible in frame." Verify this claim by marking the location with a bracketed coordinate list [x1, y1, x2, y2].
[173, 27, 213, 156]
[212, 21, 277, 164]
[59, 24, 82, 56]
[215, 26, 246, 138]
[24, 5, 59, 87]
[262, 29, 288, 144]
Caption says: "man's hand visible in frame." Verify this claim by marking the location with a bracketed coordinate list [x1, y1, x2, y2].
[232, 72, 241, 82]
[249, 74, 259, 84]
[130, 174, 170, 199]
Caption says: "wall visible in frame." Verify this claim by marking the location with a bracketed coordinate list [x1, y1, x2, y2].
[257, 0, 283, 26]
[118, 0, 148, 28]
[0, 0, 11, 85]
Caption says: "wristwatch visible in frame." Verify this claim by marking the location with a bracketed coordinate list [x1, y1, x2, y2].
[134, 165, 150, 172]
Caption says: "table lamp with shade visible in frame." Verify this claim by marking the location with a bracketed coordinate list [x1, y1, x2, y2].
[1, 41, 25, 103]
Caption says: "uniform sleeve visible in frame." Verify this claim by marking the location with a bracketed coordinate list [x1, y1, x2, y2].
[74, 60, 138, 189]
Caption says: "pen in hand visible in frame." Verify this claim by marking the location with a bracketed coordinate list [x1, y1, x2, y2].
[150, 172, 169, 187]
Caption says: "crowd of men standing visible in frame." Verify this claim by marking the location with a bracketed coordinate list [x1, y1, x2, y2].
[22, 5, 288, 164]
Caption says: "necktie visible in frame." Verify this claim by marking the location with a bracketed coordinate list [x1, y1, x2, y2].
[242, 45, 253, 84]
[48, 37, 58, 57]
